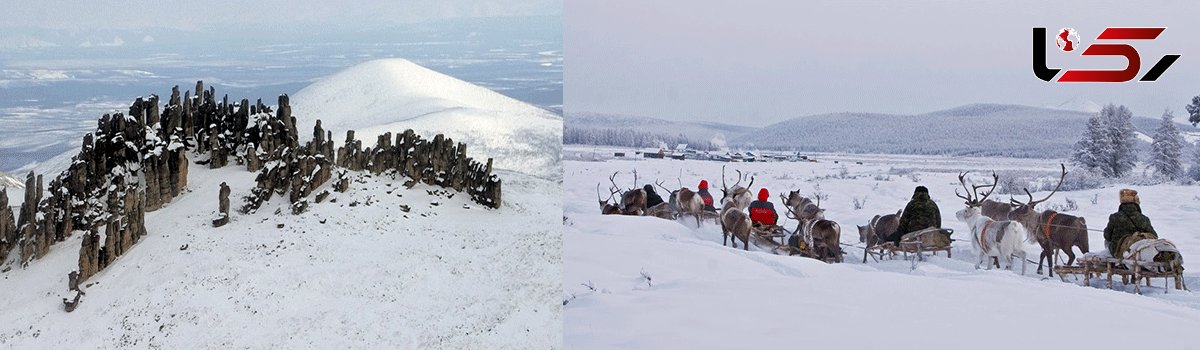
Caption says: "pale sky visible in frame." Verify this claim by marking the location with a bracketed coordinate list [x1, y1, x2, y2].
[565, 0, 1200, 126]
[0, 0, 560, 31]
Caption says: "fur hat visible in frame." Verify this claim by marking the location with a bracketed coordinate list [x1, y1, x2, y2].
[914, 186, 929, 194]
[698, 180, 709, 190]
[1119, 188, 1139, 204]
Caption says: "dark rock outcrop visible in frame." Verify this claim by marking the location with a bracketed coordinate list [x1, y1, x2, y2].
[213, 182, 230, 227]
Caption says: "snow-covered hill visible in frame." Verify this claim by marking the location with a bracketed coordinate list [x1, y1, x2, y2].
[292, 59, 562, 179]
[0, 62, 563, 348]
[564, 158, 1200, 349]
[1047, 97, 1103, 114]
[735, 103, 1199, 158]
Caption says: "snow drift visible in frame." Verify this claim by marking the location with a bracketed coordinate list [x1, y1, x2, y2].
[291, 59, 562, 179]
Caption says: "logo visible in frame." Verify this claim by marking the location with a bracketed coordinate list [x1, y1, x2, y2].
[1033, 27, 1181, 82]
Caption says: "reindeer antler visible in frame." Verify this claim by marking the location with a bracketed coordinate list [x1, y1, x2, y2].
[597, 183, 619, 204]
[721, 165, 729, 193]
[956, 171, 998, 206]
[1011, 163, 1067, 208]
[677, 169, 684, 189]
[631, 169, 639, 190]
[608, 171, 620, 192]
[655, 179, 671, 193]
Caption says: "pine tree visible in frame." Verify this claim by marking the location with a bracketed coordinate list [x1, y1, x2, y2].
[1189, 141, 1200, 181]
[1186, 95, 1200, 126]
[1148, 110, 1185, 180]
[1071, 113, 1110, 172]
[1102, 104, 1139, 177]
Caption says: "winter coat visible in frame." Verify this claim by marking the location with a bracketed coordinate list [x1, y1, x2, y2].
[644, 185, 665, 208]
[749, 200, 778, 226]
[748, 189, 777, 226]
[1103, 203, 1157, 255]
[891, 189, 941, 243]
[698, 188, 716, 212]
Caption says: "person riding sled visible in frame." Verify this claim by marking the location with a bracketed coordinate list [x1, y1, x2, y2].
[697, 180, 717, 212]
[644, 184, 665, 209]
[884, 186, 942, 245]
[1103, 188, 1157, 258]
[749, 188, 779, 232]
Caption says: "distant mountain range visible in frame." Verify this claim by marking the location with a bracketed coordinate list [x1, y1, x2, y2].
[566, 102, 1200, 159]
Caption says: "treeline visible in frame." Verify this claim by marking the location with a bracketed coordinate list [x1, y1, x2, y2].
[564, 127, 720, 151]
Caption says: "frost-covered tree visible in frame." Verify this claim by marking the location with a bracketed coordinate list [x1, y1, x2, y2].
[1071, 113, 1110, 172]
[1147, 110, 1185, 179]
[1186, 95, 1200, 126]
[1102, 104, 1139, 177]
[1189, 141, 1200, 181]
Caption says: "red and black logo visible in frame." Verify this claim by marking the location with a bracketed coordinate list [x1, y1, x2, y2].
[1033, 27, 1181, 82]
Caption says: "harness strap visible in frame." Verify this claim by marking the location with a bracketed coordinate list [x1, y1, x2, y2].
[1044, 212, 1058, 241]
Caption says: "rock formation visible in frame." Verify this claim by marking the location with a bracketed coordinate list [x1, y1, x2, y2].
[213, 182, 230, 227]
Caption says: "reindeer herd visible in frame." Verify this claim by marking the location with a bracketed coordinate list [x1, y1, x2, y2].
[597, 166, 845, 262]
[593, 162, 1100, 276]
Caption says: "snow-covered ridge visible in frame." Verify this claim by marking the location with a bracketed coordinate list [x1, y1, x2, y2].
[292, 59, 562, 179]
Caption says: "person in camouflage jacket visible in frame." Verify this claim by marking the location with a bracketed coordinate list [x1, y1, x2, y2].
[1103, 188, 1157, 256]
[886, 186, 942, 245]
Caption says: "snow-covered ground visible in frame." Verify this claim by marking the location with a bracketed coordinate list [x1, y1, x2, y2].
[0, 60, 563, 349]
[563, 155, 1200, 349]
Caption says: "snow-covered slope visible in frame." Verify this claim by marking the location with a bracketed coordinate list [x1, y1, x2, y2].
[291, 59, 562, 179]
[564, 158, 1200, 349]
[1, 165, 562, 348]
[0, 170, 22, 189]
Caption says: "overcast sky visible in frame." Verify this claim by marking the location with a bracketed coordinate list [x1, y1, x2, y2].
[0, 0, 560, 31]
[565, 0, 1200, 126]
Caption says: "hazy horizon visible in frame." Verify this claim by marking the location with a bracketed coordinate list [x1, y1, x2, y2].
[566, 0, 1200, 126]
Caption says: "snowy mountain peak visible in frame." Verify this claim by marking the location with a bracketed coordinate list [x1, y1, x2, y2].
[292, 58, 562, 178]
[1048, 98, 1103, 114]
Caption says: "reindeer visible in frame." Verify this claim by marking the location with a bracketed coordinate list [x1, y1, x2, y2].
[857, 209, 901, 247]
[954, 171, 1029, 274]
[644, 179, 678, 220]
[596, 181, 621, 215]
[720, 200, 752, 250]
[782, 190, 822, 222]
[781, 192, 843, 262]
[608, 170, 647, 216]
[719, 165, 754, 210]
[1007, 164, 1089, 275]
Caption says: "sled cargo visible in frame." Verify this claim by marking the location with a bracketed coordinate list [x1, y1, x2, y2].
[1052, 238, 1186, 294]
[862, 227, 953, 265]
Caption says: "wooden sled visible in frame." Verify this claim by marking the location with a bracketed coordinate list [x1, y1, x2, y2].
[1054, 240, 1186, 294]
[750, 225, 840, 262]
[862, 228, 953, 266]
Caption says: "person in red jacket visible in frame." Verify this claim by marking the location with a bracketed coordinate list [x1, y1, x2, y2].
[748, 188, 778, 227]
[697, 180, 717, 212]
